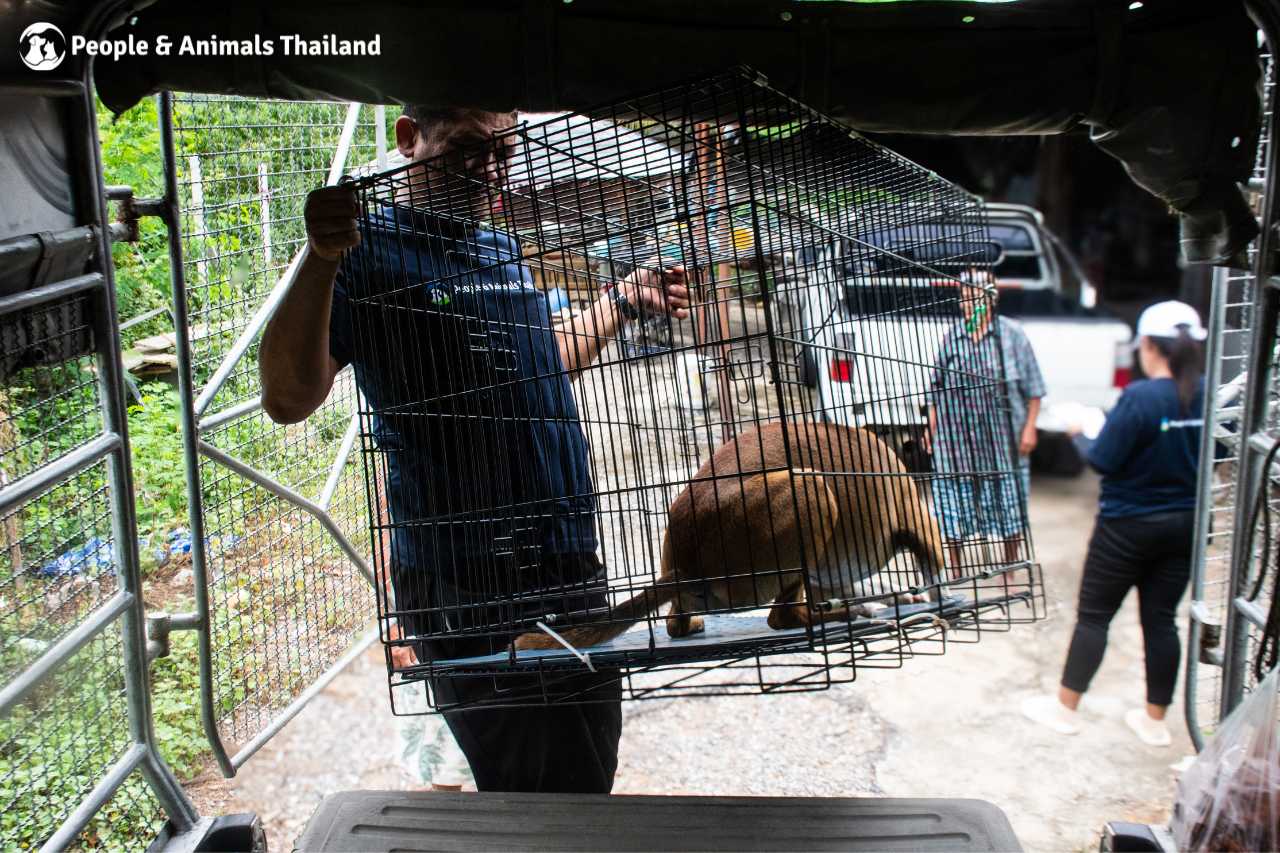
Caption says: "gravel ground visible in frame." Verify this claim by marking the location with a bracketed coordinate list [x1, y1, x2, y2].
[189, 470, 1191, 852]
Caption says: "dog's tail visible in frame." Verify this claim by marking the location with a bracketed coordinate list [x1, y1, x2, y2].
[510, 579, 677, 652]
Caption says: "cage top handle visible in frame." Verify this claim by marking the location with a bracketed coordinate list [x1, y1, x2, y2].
[533, 620, 596, 672]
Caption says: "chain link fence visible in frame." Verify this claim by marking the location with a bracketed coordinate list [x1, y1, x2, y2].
[169, 97, 384, 769]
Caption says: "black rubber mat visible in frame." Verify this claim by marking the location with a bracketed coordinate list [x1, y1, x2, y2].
[293, 791, 1022, 851]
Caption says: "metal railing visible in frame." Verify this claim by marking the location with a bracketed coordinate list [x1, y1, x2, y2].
[160, 96, 383, 775]
[1186, 1, 1280, 748]
[0, 51, 195, 852]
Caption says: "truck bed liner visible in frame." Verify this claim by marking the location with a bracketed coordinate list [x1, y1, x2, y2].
[293, 791, 1022, 851]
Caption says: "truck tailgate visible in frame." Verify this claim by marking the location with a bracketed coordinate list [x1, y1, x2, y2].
[1020, 318, 1130, 412]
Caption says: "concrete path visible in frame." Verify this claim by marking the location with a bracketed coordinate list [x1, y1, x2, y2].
[191, 471, 1191, 852]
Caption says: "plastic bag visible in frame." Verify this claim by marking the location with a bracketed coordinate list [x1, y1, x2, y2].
[1172, 667, 1280, 851]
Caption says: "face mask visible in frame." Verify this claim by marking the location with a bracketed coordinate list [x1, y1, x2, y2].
[965, 301, 988, 334]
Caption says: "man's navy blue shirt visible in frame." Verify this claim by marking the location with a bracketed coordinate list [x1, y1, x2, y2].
[1087, 377, 1203, 518]
[329, 205, 597, 595]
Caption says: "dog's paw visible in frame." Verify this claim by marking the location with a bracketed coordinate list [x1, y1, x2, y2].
[665, 613, 705, 638]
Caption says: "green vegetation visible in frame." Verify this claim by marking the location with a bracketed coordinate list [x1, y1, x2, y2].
[0, 99, 213, 852]
[0, 619, 208, 851]
[99, 98, 173, 349]
[1, 95, 381, 851]
[128, 383, 189, 544]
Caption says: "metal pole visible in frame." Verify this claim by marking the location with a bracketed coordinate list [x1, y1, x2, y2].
[259, 162, 272, 267]
[375, 104, 388, 170]
[188, 155, 208, 283]
[327, 103, 363, 186]
[80, 70, 197, 825]
[227, 629, 378, 769]
[0, 592, 132, 716]
[199, 440, 375, 586]
[192, 247, 305, 419]
[0, 434, 119, 518]
[197, 395, 263, 434]
[158, 90, 236, 778]
[1222, 0, 1280, 717]
[39, 745, 148, 853]
[192, 103, 361, 418]
[1185, 266, 1230, 750]
[319, 412, 361, 510]
[0, 271, 103, 314]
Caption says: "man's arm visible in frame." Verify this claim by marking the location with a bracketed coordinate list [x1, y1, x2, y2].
[259, 186, 359, 423]
[1013, 324, 1046, 457]
[555, 264, 690, 376]
[1020, 396, 1041, 456]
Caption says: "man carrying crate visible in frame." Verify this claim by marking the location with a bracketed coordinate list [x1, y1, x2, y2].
[258, 107, 690, 793]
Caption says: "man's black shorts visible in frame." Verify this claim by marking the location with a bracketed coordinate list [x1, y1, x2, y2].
[403, 553, 623, 793]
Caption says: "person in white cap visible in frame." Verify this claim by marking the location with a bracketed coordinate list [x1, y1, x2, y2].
[1023, 300, 1208, 747]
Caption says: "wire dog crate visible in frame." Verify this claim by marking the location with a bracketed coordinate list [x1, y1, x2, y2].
[341, 69, 1044, 712]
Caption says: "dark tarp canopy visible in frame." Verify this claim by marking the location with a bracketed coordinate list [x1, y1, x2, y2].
[12, 0, 1267, 265]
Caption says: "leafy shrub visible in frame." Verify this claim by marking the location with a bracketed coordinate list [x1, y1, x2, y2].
[127, 383, 188, 545]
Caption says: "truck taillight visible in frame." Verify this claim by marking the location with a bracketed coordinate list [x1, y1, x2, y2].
[1113, 341, 1133, 388]
[830, 358, 853, 382]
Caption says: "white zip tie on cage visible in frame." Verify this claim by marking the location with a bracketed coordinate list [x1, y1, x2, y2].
[534, 620, 596, 672]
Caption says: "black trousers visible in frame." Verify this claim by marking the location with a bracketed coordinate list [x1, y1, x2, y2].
[1060, 510, 1194, 707]
[403, 553, 623, 793]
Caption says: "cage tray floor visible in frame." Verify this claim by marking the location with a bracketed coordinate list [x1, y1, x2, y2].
[293, 791, 1023, 852]
[419, 593, 1012, 672]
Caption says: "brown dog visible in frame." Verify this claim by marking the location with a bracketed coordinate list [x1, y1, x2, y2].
[513, 421, 945, 652]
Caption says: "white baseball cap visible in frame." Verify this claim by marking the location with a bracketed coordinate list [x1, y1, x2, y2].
[1134, 300, 1208, 343]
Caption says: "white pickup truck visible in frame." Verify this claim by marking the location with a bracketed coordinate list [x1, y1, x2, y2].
[800, 203, 1132, 470]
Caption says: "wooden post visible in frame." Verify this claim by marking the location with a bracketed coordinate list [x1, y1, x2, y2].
[0, 392, 23, 580]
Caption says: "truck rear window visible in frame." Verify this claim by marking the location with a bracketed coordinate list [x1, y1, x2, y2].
[994, 254, 1043, 280]
[844, 284, 960, 318]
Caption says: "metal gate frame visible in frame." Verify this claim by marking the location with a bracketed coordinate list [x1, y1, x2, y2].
[158, 95, 383, 777]
[1186, 0, 1280, 750]
[0, 9, 198, 848]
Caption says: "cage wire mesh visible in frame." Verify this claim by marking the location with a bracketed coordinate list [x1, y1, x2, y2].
[0, 285, 152, 849]
[0, 535, 145, 845]
[171, 96, 381, 752]
[337, 69, 1043, 713]
[1187, 37, 1278, 746]
[0, 298, 113, 685]
[1237, 44, 1280, 708]
[1189, 266, 1255, 746]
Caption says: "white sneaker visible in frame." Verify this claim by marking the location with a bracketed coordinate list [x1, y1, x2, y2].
[1021, 694, 1080, 735]
[1125, 708, 1172, 747]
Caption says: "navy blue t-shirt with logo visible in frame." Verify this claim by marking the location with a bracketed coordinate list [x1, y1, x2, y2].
[328, 205, 597, 602]
[1086, 377, 1204, 518]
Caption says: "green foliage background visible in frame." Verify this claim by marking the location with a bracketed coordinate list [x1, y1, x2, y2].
[0, 100, 208, 852]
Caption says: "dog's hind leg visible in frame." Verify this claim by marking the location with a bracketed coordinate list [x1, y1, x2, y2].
[767, 576, 809, 630]
[666, 584, 706, 638]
